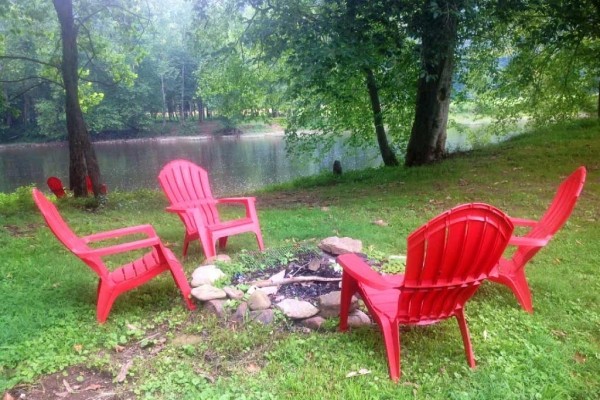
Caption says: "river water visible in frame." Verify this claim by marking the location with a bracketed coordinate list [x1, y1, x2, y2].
[0, 134, 384, 195]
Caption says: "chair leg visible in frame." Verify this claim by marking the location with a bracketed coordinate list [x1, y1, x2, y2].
[490, 268, 533, 313]
[164, 251, 197, 311]
[339, 272, 358, 332]
[96, 282, 118, 324]
[182, 234, 191, 258]
[255, 229, 265, 251]
[198, 230, 217, 259]
[455, 308, 476, 368]
[380, 318, 401, 382]
[218, 237, 228, 249]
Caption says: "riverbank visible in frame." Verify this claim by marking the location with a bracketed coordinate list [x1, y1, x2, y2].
[0, 119, 285, 147]
[1, 119, 599, 399]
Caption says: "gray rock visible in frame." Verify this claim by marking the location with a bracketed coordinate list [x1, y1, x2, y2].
[347, 309, 372, 327]
[276, 299, 319, 319]
[249, 309, 274, 325]
[191, 265, 227, 287]
[318, 237, 362, 255]
[318, 291, 358, 318]
[231, 302, 249, 324]
[204, 299, 227, 319]
[247, 290, 272, 311]
[223, 286, 244, 300]
[191, 284, 227, 301]
[299, 316, 326, 330]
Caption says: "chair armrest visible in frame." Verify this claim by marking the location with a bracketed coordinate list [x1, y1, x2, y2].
[337, 253, 402, 290]
[508, 235, 550, 247]
[81, 224, 157, 243]
[217, 197, 256, 205]
[80, 237, 161, 257]
[217, 197, 258, 220]
[509, 217, 538, 227]
[166, 199, 218, 213]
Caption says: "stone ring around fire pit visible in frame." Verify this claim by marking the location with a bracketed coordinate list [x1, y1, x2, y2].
[189, 237, 373, 330]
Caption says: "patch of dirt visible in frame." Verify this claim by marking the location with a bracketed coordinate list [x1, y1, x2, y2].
[8, 366, 131, 400]
[5, 324, 173, 400]
[257, 189, 332, 209]
[3, 223, 41, 237]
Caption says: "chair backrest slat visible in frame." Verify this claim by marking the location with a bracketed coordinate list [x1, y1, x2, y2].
[159, 160, 221, 228]
[517, 167, 586, 265]
[32, 188, 107, 278]
[399, 203, 513, 323]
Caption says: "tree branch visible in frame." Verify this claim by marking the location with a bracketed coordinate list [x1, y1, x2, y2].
[0, 55, 60, 70]
[0, 75, 61, 86]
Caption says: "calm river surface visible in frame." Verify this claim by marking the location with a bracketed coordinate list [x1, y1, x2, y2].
[0, 135, 384, 195]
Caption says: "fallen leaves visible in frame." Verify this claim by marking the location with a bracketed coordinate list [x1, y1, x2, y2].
[346, 368, 371, 378]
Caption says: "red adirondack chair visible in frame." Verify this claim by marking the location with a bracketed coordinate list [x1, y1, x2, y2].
[47, 176, 107, 197]
[158, 159, 265, 259]
[32, 188, 196, 323]
[47, 176, 66, 198]
[489, 166, 587, 313]
[337, 203, 514, 381]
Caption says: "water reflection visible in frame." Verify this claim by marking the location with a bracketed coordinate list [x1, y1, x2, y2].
[0, 136, 381, 195]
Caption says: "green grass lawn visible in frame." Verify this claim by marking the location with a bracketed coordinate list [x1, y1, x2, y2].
[1, 119, 599, 399]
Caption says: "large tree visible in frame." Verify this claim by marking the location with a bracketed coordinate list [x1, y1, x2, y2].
[405, 0, 463, 166]
[52, 0, 101, 196]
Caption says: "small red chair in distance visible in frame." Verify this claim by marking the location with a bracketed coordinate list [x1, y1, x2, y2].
[489, 166, 587, 313]
[32, 188, 196, 323]
[337, 203, 514, 381]
[47, 176, 66, 198]
[158, 159, 265, 259]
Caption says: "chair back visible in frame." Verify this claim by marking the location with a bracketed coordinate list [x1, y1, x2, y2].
[400, 203, 514, 323]
[32, 188, 106, 277]
[47, 176, 66, 198]
[517, 166, 586, 265]
[158, 159, 221, 229]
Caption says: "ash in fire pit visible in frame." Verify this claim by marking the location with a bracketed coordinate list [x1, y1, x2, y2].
[231, 248, 343, 302]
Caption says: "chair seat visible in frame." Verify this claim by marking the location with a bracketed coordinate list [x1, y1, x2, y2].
[360, 284, 400, 319]
[110, 251, 164, 284]
[208, 217, 255, 232]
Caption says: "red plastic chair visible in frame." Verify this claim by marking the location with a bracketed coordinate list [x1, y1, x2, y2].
[489, 166, 587, 313]
[337, 203, 514, 381]
[47, 176, 66, 198]
[32, 188, 196, 323]
[47, 176, 107, 197]
[86, 176, 108, 195]
[158, 159, 265, 259]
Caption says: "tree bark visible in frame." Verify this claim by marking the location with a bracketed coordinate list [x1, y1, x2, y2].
[405, 1, 459, 167]
[53, 0, 102, 196]
[364, 68, 399, 166]
[181, 64, 185, 122]
[161, 74, 167, 126]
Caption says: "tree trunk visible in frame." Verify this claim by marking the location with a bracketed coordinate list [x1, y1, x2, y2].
[161, 74, 167, 127]
[198, 98, 204, 122]
[53, 0, 102, 197]
[405, 0, 459, 167]
[181, 64, 185, 122]
[364, 68, 399, 166]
